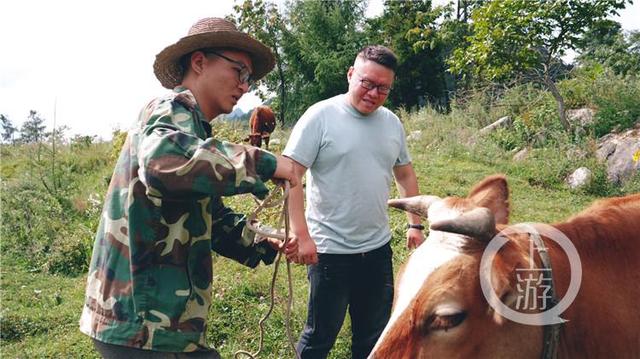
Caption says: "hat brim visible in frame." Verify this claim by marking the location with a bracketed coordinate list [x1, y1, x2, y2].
[153, 31, 275, 89]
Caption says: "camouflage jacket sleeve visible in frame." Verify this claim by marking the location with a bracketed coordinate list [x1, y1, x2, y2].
[137, 89, 277, 200]
[210, 198, 278, 268]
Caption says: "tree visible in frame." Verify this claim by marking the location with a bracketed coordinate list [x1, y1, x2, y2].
[281, 0, 367, 122]
[577, 20, 640, 76]
[20, 110, 47, 143]
[448, 0, 629, 132]
[232, 0, 289, 125]
[232, 0, 367, 124]
[1, 114, 17, 144]
[366, 0, 451, 110]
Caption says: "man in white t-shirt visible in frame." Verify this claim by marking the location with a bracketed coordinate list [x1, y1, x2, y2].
[283, 45, 425, 359]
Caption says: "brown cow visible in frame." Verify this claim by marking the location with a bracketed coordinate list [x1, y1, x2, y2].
[246, 105, 276, 149]
[370, 174, 640, 358]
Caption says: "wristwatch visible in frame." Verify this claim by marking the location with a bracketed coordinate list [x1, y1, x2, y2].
[407, 223, 425, 230]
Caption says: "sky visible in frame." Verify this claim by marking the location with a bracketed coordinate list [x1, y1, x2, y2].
[1, 0, 638, 140]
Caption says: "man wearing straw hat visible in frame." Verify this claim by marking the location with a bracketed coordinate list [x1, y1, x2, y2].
[79, 17, 298, 358]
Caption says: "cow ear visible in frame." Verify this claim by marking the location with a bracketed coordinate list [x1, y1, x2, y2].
[468, 174, 509, 225]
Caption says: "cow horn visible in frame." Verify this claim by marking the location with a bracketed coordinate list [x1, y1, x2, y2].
[429, 207, 497, 242]
[388, 195, 441, 218]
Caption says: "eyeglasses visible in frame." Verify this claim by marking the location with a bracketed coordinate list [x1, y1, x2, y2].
[355, 73, 392, 95]
[205, 51, 254, 86]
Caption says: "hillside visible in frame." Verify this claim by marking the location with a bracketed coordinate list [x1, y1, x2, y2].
[0, 71, 640, 358]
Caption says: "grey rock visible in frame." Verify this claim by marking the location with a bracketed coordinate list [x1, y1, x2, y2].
[513, 148, 530, 162]
[566, 167, 592, 189]
[480, 116, 512, 134]
[596, 127, 640, 184]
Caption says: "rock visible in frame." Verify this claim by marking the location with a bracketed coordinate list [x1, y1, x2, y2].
[567, 108, 595, 128]
[407, 130, 422, 142]
[567, 108, 596, 137]
[513, 148, 530, 162]
[566, 167, 592, 189]
[595, 127, 640, 184]
[480, 116, 512, 134]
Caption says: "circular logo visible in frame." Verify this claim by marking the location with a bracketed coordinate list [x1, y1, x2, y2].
[480, 223, 582, 325]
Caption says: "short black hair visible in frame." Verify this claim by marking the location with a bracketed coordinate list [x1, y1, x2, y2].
[357, 45, 398, 71]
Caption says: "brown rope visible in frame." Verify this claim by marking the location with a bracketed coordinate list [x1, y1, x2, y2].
[234, 181, 301, 359]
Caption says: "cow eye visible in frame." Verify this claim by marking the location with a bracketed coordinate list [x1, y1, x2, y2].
[427, 311, 467, 332]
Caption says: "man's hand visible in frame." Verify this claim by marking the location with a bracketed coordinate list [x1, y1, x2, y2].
[406, 228, 425, 249]
[295, 235, 318, 265]
[266, 236, 298, 258]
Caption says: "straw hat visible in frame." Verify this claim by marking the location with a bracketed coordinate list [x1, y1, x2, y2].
[153, 17, 275, 89]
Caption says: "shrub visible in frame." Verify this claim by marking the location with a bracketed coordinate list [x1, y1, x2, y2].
[591, 81, 640, 137]
[560, 65, 640, 137]
[0, 183, 66, 270]
[579, 161, 620, 197]
[109, 129, 127, 163]
[44, 228, 93, 276]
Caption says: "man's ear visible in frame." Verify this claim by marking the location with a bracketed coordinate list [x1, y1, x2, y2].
[190, 51, 206, 75]
[347, 66, 354, 81]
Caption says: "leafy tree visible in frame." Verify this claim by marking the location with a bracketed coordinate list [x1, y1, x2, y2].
[448, 0, 629, 132]
[20, 110, 47, 143]
[281, 0, 367, 122]
[232, 0, 367, 124]
[45, 124, 69, 145]
[577, 19, 640, 76]
[365, 1, 451, 110]
[1, 114, 17, 144]
[232, 0, 289, 125]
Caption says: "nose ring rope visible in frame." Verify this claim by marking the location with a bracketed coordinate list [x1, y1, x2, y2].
[234, 181, 301, 359]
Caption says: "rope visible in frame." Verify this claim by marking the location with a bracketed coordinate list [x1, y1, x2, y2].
[234, 181, 301, 359]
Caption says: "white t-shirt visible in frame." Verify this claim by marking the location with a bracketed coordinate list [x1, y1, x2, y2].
[283, 94, 411, 254]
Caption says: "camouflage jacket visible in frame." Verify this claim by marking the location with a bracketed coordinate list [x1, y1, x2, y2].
[79, 87, 277, 352]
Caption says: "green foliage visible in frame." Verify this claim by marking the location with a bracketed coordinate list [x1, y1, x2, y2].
[19, 110, 47, 144]
[232, 0, 366, 124]
[71, 134, 97, 149]
[591, 79, 640, 137]
[366, 0, 450, 110]
[447, 0, 629, 133]
[2, 79, 638, 358]
[280, 0, 366, 122]
[232, 0, 289, 124]
[560, 65, 640, 137]
[1, 113, 17, 143]
[109, 129, 127, 163]
[1, 142, 110, 276]
[211, 118, 249, 144]
[577, 19, 640, 76]
[449, 0, 628, 82]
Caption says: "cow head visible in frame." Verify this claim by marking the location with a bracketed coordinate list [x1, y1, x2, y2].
[248, 133, 262, 147]
[370, 175, 544, 359]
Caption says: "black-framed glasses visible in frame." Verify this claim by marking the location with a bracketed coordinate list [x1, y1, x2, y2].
[355, 72, 392, 95]
[204, 51, 254, 86]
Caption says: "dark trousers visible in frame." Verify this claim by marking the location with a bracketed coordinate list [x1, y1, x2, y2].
[92, 339, 220, 359]
[296, 242, 394, 359]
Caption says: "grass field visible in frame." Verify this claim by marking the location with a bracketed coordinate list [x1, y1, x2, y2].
[1, 108, 638, 358]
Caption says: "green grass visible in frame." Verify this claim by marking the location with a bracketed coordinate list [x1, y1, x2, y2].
[0, 259, 97, 358]
[2, 102, 638, 358]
